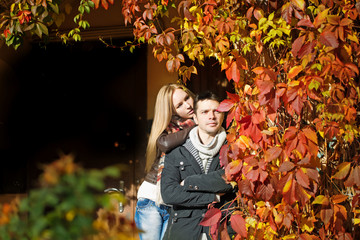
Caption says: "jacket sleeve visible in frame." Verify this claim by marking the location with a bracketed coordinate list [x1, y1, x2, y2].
[183, 169, 233, 193]
[156, 126, 194, 153]
[160, 151, 216, 207]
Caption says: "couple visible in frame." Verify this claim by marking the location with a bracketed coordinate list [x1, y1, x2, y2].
[135, 84, 232, 240]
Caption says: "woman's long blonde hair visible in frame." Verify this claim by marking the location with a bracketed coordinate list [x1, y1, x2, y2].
[145, 83, 194, 172]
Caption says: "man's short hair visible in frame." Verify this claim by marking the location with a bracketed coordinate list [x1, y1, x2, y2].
[194, 91, 221, 114]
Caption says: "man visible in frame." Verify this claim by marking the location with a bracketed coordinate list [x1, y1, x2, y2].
[160, 91, 232, 240]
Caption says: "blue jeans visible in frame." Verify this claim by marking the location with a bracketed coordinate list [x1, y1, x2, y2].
[134, 198, 170, 240]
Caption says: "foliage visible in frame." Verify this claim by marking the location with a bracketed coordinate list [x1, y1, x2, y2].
[119, 0, 360, 239]
[0, 0, 100, 49]
[0, 154, 139, 240]
[2, 0, 360, 239]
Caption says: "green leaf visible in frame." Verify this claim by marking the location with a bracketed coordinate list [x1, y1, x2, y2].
[48, 2, 59, 14]
[308, 79, 320, 90]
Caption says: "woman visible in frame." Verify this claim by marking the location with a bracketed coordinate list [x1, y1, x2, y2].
[135, 83, 196, 240]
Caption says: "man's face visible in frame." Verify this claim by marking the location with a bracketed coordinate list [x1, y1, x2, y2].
[194, 99, 224, 136]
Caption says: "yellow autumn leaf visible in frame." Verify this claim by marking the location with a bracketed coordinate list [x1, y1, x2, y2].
[283, 178, 292, 193]
[354, 218, 360, 225]
[332, 162, 351, 180]
[348, 33, 359, 44]
[246, 216, 258, 228]
[288, 80, 300, 87]
[66, 210, 75, 222]
[300, 215, 315, 232]
[312, 195, 329, 205]
[291, 0, 306, 11]
[256, 201, 266, 207]
[239, 135, 250, 148]
[283, 233, 297, 240]
[252, 86, 260, 95]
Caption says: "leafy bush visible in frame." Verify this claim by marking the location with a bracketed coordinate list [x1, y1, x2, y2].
[0, 154, 138, 240]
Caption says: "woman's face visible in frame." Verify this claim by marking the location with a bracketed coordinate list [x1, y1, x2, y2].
[172, 88, 194, 119]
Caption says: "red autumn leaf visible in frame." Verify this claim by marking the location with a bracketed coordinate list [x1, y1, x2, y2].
[246, 6, 254, 20]
[220, 221, 231, 240]
[320, 207, 333, 225]
[264, 146, 282, 162]
[295, 183, 312, 204]
[295, 168, 310, 189]
[226, 107, 236, 128]
[295, 34, 310, 54]
[303, 168, 319, 182]
[252, 110, 266, 124]
[236, 56, 248, 70]
[297, 40, 317, 59]
[218, 99, 235, 112]
[244, 167, 259, 182]
[219, 144, 229, 168]
[210, 224, 219, 240]
[297, 18, 315, 28]
[302, 127, 318, 144]
[17, 10, 32, 24]
[255, 78, 274, 95]
[319, 31, 339, 48]
[257, 181, 275, 201]
[345, 166, 360, 187]
[101, 0, 109, 10]
[225, 61, 241, 83]
[283, 126, 297, 140]
[92, 0, 100, 9]
[238, 179, 254, 197]
[178, 0, 196, 21]
[239, 115, 263, 143]
[283, 175, 297, 204]
[225, 160, 243, 180]
[278, 161, 296, 172]
[230, 214, 247, 237]
[200, 208, 222, 226]
[337, 233, 353, 240]
[227, 91, 240, 102]
[284, 83, 305, 116]
[281, 2, 293, 24]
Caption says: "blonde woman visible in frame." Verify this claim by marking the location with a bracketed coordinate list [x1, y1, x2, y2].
[135, 84, 196, 240]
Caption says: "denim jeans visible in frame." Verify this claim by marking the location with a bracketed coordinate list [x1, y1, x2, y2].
[134, 198, 170, 240]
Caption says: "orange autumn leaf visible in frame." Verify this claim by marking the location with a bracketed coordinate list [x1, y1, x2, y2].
[332, 162, 351, 180]
[288, 65, 303, 79]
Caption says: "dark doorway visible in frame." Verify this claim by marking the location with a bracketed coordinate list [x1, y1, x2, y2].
[0, 40, 147, 198]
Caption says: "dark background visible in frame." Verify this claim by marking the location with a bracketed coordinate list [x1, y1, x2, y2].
[0, 40, 148, 193]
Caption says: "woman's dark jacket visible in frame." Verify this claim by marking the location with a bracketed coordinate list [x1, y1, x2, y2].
[144, 126, 194, 184]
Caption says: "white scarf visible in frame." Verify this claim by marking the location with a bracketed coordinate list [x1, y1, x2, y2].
[189, 126, 226, 169]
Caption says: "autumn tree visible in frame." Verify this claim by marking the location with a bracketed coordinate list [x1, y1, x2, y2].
[2, 0, 360, 239]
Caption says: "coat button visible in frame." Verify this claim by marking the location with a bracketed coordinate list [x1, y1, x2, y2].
[180, 161, 184, 165]
[189, 185, 193, 188]
[174, 213, 178, 216]
[194, 186, 199, 190]
[202, 213, 205, 217]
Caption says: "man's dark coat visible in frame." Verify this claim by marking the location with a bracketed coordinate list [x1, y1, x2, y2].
[160, 143, 232, 240]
